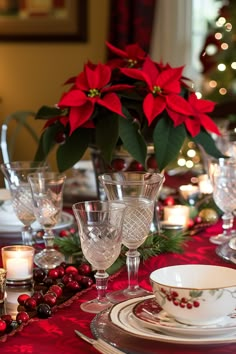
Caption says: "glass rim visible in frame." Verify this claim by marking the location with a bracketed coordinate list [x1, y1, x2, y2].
[98, 171, 165, 185]
[72, 200, 127, 212]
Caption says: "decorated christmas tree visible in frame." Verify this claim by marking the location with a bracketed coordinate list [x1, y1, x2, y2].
[200, 0, 236, 108]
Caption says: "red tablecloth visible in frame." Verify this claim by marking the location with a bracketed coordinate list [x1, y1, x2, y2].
[1, 221, 236, 353]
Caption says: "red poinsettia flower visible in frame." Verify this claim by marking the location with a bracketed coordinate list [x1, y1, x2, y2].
[121, 57, 193, 125]
[106, 42, 147, 68]
[58, 62, 132, 134]
[166, 93, 220, 136]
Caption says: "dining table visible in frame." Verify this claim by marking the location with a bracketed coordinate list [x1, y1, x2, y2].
[0, 217, 236, 354]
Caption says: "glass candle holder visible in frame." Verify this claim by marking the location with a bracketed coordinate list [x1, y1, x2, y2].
[0, 268, 7, 303]
[1, 246, 35, 286]
[163, 205, 190, 229]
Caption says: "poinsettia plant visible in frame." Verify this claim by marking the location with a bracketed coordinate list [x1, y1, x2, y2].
[34, 42, 223, 172]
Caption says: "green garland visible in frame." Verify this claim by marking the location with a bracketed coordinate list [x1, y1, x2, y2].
[54, 229, 189, 275]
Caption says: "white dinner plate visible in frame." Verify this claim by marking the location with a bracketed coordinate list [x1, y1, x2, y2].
[132, 296, 236, 337]
[0, 211, 74, 235]
[109, 296, 236, 345]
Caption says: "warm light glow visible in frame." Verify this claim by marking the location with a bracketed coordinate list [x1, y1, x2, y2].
[209, 80, 217, 88]
[205, 44, 218, 56]
[195, 91, 202, 99]
[187, 149, 196, 158]
[215, 32, 222, 40]
[225, 22, 232, 31]
[221, 43, 228, 50]
[216, 17, 226, 27]
[231, 62, 236, 70]
[186, 160, 194, 169]
[218, 63, 226, 71]
[219, 88, 227, 95]
[188, 142, 195, 148]
[178, 158, 186, 167]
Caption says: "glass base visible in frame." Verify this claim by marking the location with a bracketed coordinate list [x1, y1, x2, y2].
[34, 249, 65, 270]
[80, 298, 112, 314]
[107, 286, 151, 304]
[216, 241, 236, 263]
[209, 230, 236, 245]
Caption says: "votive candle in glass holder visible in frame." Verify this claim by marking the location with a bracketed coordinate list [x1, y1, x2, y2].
[1, 246, 35, 286]
[163, 205, 190, 229]
[179, 184, 200, 205]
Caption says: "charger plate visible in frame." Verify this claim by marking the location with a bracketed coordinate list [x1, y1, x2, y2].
[91, 296, 236, 353]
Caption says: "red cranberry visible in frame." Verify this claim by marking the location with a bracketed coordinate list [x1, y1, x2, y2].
[65, 266, 78, 276]
[1, 315, 13, 326]
[111, 158, 126, 171]
[66, 280, 81, 291]
[49, 285, 63, 298]
[17, 294, 31, 306]
[31, 291, 44, 305]
[0, 319, 7, 332]
[48, 268, 60, 279]
[43, 293, 57, 307]
[61, 274, 73, 285]
[37, 303, 52, 319]
[55, 131, 66, 144]
[16, 311, 30, 324]
[78, 263, 92, 276]
[59, 230, 70, 237]
[33, 268, 46, 283]
[44, 277, 54, 287]
[55, 266, 65, 278]
[80, 276, 94, 289]
[128, 161, 145, 171]
[60, 262, 67, 268]
[147, 155, 158, 170]
[24, 297, 37, 311]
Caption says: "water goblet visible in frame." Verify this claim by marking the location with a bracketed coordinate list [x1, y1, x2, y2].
[27, 171, 66, 270]
[209, 159, 236, 245]
[0, 161, 48, 245]
[98, 172, 164, 303]
[72, 200, 126, 313]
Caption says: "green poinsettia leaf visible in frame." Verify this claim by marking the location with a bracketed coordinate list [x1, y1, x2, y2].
[34, 125, 58, 162]
[119, 116, 147, 167]
[153, 118, 186, 171]
[35, 105, 68, 119]
[95, 113, 119, 163]
[192, 130, 225, 158]
[57, 128, 92, 172]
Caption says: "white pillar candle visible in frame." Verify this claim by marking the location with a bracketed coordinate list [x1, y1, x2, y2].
[1, 246, 35, 282]
[163, 205, 190, 228]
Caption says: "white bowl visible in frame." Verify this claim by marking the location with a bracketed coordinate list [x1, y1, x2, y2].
[150, 264, 236, 326]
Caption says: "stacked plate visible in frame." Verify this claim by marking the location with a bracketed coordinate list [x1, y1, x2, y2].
[92, 295, 236, 349]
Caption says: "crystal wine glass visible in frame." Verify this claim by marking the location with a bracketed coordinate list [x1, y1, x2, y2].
[27, 171, 66, 270]
[1, 161, 48, 245]
[209, 159, 236, 245]
[72, 200, 126, 313]
[99, 172, 164, 303]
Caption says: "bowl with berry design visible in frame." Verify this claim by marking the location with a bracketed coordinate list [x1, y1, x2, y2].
[150, 264, 236, 326]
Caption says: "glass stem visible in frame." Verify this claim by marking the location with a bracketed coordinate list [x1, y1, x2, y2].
[222, 212, 234, 236]
[125, 249, 140, 292]
[21, 226, 33, 246]
[43, 229, 55, 250]
[95, 270, 109, 303]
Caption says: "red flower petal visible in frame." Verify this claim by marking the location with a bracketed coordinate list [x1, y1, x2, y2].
[59, 89, 88, 107]
[199, 113, 221, 135]
[85, 63, 111, 89]
[69, 102, 94, 134]
[143, 94, 166, 125]
[97, 93, 124, 117]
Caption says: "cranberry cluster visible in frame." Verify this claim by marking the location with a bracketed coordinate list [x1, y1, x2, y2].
[160, 288, 200, 309]
[0, 262, 94, 338]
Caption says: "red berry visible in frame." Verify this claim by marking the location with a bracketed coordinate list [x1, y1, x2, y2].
[73, 274, 83, 283]
[65, 266, 78, 276]
[48, 269, 60, 279]
[147, 155, 158, 170]
[164, 196, 175, 206]
[55, 266, 65, 278]
[60, 262, 67, 268]
[17, 294, 31, 306]
[78, 263, 92, 276]
[33, 268, 46, 283]
[44, 277, 54, 287]
[55, 131, 66, 144]
[59, 230, 70, 237]
[49, 285, 63, 298]
[43, 293, 57, 307]
[187, 303, 193, 309]
[80, 276, 94, 289]
[66, 280, 81, 291]
[31, 291, 44, 305]
[0, 319, 7, 332]
[1, 315, 12, 326]
[62, 274, 73, 285]
[128, 161, 145, 171]
[16, 311, 30, 324]
[37, 303, 52, 319]
[24, 298, 37, 311]
[193, 301, 200, 307]
[111, 158, 126, 171]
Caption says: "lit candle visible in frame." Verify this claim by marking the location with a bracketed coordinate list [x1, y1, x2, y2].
[163, 205, 190, 228]
[198, 174, 213, 194]
[1, 246, 35, 285]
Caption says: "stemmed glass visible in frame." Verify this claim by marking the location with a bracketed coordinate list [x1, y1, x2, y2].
[1, 161, 48, 245]
[72, 200, 126, 313]
[99, 172, 164, 303]
[27, 171, 66, 270]
[209, 159, 236, 245]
